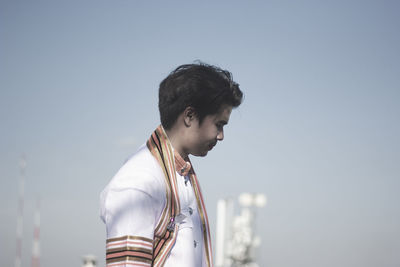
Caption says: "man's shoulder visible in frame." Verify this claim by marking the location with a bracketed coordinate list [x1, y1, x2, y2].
[99, 143, 167, 224]
[103, 143, 165, 195]
[124, 143, 159, 172]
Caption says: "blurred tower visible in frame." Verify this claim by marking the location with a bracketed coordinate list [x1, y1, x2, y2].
[215, 193, 267, 267]
[15, 155, 26, 267]
[228, 193, 266, 267]
[31, 197, 41, 267]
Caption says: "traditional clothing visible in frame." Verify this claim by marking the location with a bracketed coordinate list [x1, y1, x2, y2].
[100, 126, 213, 267]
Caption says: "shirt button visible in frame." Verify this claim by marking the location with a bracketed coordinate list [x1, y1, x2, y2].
[184, 176, 190, 186]
[194, 240, 197, 248]
[188, 207, 193, 215]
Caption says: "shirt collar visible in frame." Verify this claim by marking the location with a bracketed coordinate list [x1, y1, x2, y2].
[174, 150, 193, 176]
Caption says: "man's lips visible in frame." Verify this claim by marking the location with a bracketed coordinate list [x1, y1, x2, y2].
[208, 142, 217, 150]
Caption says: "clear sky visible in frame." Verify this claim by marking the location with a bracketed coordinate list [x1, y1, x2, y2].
[1, 0, 399, 266]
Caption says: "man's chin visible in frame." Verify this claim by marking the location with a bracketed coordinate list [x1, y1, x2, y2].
[192, 150, 209, 157]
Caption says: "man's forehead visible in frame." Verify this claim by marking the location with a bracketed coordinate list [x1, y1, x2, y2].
[215, 105, 232, 121]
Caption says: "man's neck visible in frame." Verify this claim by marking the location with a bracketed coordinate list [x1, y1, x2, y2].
[164, 127, 189, 159]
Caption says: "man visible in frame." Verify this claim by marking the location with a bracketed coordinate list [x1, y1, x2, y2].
[100, 63, 243, 267]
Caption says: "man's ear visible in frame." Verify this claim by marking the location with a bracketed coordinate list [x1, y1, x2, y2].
[183, 106, 197, 127]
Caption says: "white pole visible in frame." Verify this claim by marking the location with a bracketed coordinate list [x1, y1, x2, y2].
[215, 199, 227, 267]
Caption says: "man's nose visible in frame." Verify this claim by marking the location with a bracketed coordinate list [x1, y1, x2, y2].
[217, 129, 224, 141]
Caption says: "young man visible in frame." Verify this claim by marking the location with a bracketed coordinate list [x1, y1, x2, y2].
[100, 63, 243, 267]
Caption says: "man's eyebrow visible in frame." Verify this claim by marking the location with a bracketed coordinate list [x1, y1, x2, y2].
[218, 120, 228, 125]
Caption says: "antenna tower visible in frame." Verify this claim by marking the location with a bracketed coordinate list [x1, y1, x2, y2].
[31, 197, 41, 267]
[15, 155, 26, 267]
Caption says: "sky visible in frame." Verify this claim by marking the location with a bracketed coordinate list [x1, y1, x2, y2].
[1, 0, 399, 266]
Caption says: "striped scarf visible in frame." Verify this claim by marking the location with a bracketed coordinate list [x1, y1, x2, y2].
[147, 125, 213, 267]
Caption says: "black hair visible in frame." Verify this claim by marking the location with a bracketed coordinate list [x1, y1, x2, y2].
[159, 62, 243, 129]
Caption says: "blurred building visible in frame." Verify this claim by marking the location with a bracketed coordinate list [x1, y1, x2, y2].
[82, 255, 97, 267]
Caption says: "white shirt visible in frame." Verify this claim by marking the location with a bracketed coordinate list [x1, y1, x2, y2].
[100, 144, 205, 267]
